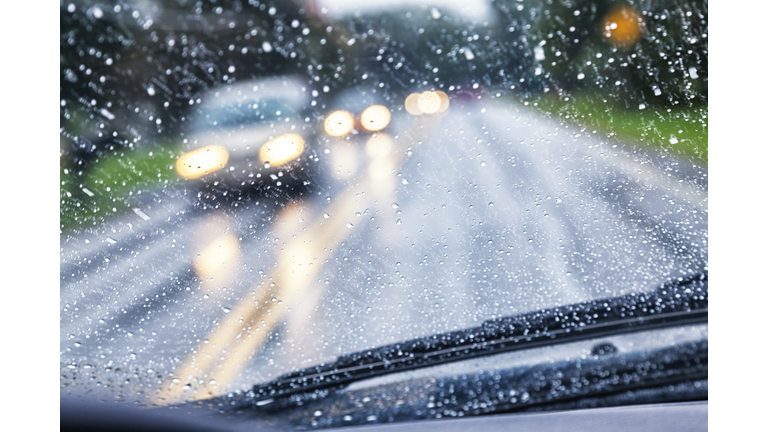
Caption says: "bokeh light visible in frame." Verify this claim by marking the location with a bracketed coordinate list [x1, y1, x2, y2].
[175, 145, 229, 179]
[258, 133, 305, 166]
[404, 93, 423, 115]
[435, 90, 450, 113]
[324, 110, 355, 136]
[360, 105, 392, 131]
[417, 91, 442, 114]
[601, 4, 644, 48]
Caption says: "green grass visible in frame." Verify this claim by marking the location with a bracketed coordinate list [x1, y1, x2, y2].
[60, 144, 183, 233]
[521, 93, 708, 163]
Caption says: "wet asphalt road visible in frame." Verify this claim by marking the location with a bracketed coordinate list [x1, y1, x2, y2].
[60, 98, 707, 404]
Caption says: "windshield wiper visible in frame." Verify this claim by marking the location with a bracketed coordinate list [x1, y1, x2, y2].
[246, 273, 707, 404]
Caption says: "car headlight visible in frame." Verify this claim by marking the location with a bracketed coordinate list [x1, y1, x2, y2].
[258, 133, 306, 167]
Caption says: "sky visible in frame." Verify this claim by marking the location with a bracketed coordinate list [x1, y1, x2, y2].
[318, 0, 493, 21]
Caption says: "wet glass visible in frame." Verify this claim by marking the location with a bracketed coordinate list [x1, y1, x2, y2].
[60, 0, 707, 417]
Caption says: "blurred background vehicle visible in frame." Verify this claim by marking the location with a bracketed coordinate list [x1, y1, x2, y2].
[178, 75, 317, 193]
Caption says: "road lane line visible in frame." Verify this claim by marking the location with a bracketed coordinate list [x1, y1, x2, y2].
[154, 113, 443, 404]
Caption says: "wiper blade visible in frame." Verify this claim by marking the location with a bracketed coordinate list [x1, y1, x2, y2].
[249, 273, 707, 404]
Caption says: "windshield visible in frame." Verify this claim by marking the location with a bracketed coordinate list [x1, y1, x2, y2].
[60, 0, 707, 420]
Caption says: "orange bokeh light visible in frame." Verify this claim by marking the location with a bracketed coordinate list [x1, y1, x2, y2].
[601, 4, 645, 48]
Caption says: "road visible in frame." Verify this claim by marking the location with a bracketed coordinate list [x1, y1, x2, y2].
[60, 97, 708, 405]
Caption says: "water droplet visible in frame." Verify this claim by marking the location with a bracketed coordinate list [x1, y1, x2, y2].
[396, 219, 402, 225]
[391, 203, 399, 209]
[346, 222, 354, 228]
[323, 213, 330, 219]
[147, 86, 156, 96]
[314, 410, 323, 416]
[669, 136, 679, 144]
[488, 202, 494, 207]
[263, 161, 271, 169]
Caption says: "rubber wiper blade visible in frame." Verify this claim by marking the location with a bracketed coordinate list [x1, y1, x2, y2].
[249, 273, 707, 404]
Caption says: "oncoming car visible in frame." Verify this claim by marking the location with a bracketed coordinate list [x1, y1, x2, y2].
[176, 76, 317, 192]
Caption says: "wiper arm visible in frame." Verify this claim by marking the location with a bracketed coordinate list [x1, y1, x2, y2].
[248, 273, 707, 404]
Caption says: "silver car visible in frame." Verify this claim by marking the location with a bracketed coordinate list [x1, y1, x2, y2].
[177, 76, 316, 192]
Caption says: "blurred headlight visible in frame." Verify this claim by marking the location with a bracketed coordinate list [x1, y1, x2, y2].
[417, 91, 442, 114]
[435, 90, 450, 113]
[258, 133, 305, 167]
[360, 105, 391, 131]
[175, 145, 229, 179]
[405, 93, 423, 115]
[324, 110, 355, 136]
